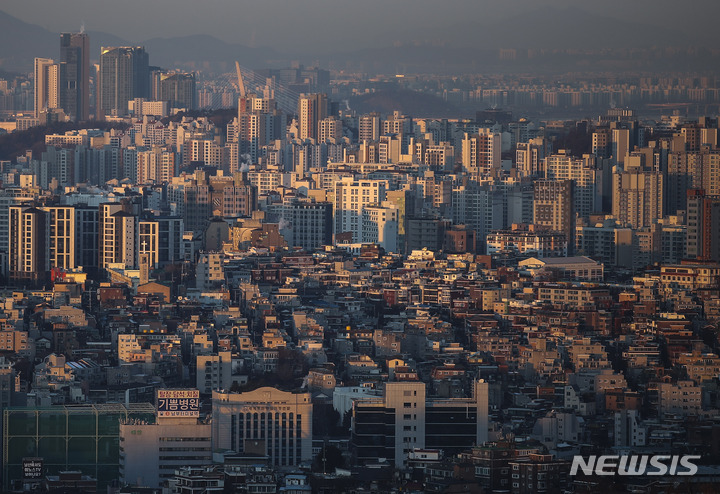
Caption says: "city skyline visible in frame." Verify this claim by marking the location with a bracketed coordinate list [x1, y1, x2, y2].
[1, 4, 720, 492]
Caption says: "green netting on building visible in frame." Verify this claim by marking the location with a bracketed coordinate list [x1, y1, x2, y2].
[3, 403, 155, 490]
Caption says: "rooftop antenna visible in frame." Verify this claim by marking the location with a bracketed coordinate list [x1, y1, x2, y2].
[80, 21, 85, 34]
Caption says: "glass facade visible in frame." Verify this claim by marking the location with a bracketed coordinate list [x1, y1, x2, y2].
[3, 403, 155, 489]
[351, 407, 395, 462]
[425, 406, 479, 453]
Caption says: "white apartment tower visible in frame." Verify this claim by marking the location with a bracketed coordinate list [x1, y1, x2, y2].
[34, 58, 60, 118]
[99, 203, 138, 269]
[362, 204, 399, 253]
[461, 130, 502, 178]
[334, 178, 388, 242]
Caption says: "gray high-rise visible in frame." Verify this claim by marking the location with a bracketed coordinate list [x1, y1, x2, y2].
[99, 46, 150, 117]
[59, 33, 90, 121]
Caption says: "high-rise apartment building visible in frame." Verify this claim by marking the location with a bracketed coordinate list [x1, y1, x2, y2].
[334, 178, 388, 242]
[612, 171, 664, 229]
[59, 32, 90, 121]
[533, 179, 575, 254]
[592, 128, 611, 159]
[318, 116, 342, 142]
[34, 58, 59, 118]
[168, 179, 211, 234]
[99, 47, 149, 117]
[358, 112, 381, 142]
[544, 152, 598, 218]
[298, 93, 328, 141]
[8, 205, 75, 284]
[516, 138, 549, 177]
[362, 204, 399, 253]
[137, 216, 184, 269]
[382, 111, 413, 152]
[461, 130, 502, 178]
[99, 202, 138, 269]
[452, 184, 504, 242]
[237, 93, 285, 164]
[41, 146, 74, 188]
[8, 207, 47, 284]
[686, 189, 720, 262]
[0, 189, 39, 269]
[136, 146, 176, 184]
[611, 128, 631, 165]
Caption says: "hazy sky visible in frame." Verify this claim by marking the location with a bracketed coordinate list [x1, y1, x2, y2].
[3, 0, 720, 52]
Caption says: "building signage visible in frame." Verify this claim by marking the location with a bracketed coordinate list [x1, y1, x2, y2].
[22, 458, 43, 480]
[157, 389, 200, 418]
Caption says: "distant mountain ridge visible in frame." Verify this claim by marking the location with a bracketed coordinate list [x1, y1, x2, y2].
[0, 7, 714, 74]
[0, 10, 279, 73]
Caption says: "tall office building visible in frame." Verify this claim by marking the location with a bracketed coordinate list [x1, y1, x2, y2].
[352, 378, 489, 468]
[154, 72, 196, 110]
[298, 93, 328, 141]
[75, 205, 99, 272]
[34, 58, 59, 118]
[280, 199, 333, 251]
[59, 32, 90, 121]
[99, 47, 150, 117]
[533, 179, 575, 254]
